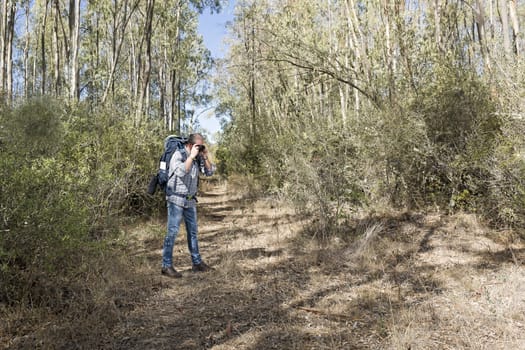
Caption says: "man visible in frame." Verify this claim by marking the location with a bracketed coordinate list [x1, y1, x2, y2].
[161, 133, 215, 278]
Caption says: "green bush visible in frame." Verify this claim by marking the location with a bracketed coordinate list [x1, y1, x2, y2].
[0, 99, 86, 306]
[0, 98, 159, 309]
[484, 123, 525, 229]
[385, 64, 501, 210]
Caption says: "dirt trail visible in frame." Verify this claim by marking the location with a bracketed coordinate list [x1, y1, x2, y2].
[111, 181, 525, 349]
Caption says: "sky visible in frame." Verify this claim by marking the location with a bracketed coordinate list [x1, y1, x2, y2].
[196, 0, 236, 142]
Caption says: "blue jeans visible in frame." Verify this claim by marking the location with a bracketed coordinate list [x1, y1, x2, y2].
[162, 202, 202, 267]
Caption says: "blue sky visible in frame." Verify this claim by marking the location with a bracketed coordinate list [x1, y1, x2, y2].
[198, 1, 236, 60]
[197, 0, 236, 141]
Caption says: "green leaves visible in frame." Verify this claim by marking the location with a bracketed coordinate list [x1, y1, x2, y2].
[0, 98, 160, 307]
[216, 0, 525, 233]
[2, 98, 65, 157]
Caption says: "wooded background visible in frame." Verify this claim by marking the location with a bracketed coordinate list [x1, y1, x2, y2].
[0, 0, 221, 130]
[217, 0, 525, 234]
[0, 0, 222, 342]
[1, 0, 525, 345]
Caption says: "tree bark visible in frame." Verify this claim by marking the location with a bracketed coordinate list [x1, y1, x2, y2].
[243, 8, 257, 140]
[382, 1, 395, 103]
[177, 72, 182, 133]
[135, 0, 155, 126]
[41, 1, 50, 95]
[128, 30, 137, 107]
[475, 0, 490, 70]
[169, 0, 181, 132]
[23, 0, 31, 97]
[499, 0, 511, 54]
[69, 0, 81, 100]
[5, 0, 14, 101]
[53, 0, 61, 96]
[159, 53, 165, 127]
[0, 0, 6, 96]
[508, 0, 520, 55]
[170, 69, 176, 131]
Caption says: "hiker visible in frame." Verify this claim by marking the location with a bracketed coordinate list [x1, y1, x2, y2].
[161, 133, 215, 278]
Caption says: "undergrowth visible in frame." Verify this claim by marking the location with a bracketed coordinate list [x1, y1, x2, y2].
[0, 98, 160, 348]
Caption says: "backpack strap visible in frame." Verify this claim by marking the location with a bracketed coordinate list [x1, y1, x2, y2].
[166, 148, 190, 194]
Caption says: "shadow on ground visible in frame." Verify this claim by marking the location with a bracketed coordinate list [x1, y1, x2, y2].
[107, 187, 524, 350]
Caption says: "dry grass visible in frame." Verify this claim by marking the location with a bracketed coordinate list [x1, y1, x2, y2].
[388, 265, 525, 349]
[105, 180, 525, 349]
[0, 227, 160, 349]
[4, 178, 525, 349]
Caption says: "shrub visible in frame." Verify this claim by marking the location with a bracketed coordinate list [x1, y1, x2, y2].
[0, 98, 159, 313]
[1, 100, 85, 305]
[386, 64, 501, 210]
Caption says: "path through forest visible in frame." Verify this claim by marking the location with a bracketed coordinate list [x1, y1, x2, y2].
[110, 180, 525, 349]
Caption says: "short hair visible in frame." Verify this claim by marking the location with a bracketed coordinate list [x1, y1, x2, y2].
[187, 133, 204, 145]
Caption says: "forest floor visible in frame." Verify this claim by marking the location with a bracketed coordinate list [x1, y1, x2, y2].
[108, 179, 525, 349]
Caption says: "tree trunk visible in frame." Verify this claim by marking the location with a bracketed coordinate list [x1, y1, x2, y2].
[5, 0, 14, 101]
[41, 1, 49, 95]
[86, 6, 100, 105]
[344, 0, 359, 112]
[23, 0, 30, 98]
[53, 1, 61, 96]
[69, 0, 81, 100]
[382, 1, 394, 103]
[177, 74, 182, 133]
[508, 0, 520, 55]
[159, 55, 165, 127]
[0, 0, 6, 96]
[475, 0, 490, 70]
[169, 1, 181, 132]
[243, 10, 257, 141]
[135, 0, 155, 126]
[145, 73, 150, 117]
[128, 30, 137, 108]
[176, 2, 182, 132]
[170, 69, 176, 131]
[159, 35, 168, 128]
[499, 0, 511, 54]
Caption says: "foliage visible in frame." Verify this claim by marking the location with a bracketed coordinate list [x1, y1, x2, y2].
[0, 0, 222, 335]
[387, 63, 501, 209]
[0, 98, 159, 312]
[1, 0, 217, 134]
[216, 0, 525, 234]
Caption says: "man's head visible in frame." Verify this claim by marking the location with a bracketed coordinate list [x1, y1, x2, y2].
[187, 133, 204, 146]
[187, 133, 206, 153]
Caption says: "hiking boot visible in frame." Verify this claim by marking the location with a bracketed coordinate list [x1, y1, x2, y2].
[161, 266, 182, 278]
[192, 261, 212, 272]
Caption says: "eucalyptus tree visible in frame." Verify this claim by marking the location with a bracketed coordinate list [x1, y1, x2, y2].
[1, 0, 221, 135]
[0, 0, 16, 101]
[219, 0, 524, 222]
[149, 0, 214, 132]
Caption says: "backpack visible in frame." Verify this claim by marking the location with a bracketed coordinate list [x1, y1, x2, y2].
[147, 135, 187, 195]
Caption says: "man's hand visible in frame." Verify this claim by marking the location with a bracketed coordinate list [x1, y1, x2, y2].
[189, 144, 200, 159]
[185, 144, 201, 173]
